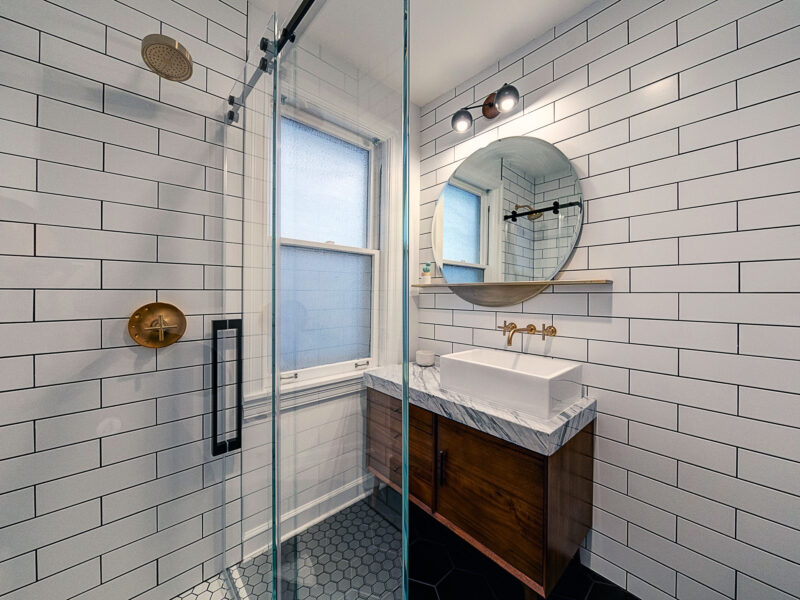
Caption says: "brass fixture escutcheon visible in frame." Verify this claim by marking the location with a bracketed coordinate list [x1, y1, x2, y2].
[128, 302, 187, 348]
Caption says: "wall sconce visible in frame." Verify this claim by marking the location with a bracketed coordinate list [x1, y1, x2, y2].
[450, 83, 520, 132]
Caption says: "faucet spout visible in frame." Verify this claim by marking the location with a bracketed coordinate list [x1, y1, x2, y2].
[497, 321, 518, 346]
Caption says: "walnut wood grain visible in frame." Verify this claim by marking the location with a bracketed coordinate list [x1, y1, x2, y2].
[409, 404, 436, 507]
[436, 415, 546, 585]
[429, 510, 546, 598]
[544, 420, 594, 596]
[365, 387, 594, 598]
[366, 389, 436, 506]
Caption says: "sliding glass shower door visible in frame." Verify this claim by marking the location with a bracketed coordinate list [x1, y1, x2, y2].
[272, 2, 408, 598]
[214, 12, 278, 600]
[219, 2, 409, 599]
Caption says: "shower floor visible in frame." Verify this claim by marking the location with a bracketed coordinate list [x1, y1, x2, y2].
[173, 499, 402, 600]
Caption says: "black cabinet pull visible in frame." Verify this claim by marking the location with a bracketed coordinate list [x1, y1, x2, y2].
[211, 319, 243, 456]
[439, 450, 447, 486]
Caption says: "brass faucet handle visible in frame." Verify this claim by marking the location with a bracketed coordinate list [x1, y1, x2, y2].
[497, 320, 517, 332]
[541, 324, 557, 340]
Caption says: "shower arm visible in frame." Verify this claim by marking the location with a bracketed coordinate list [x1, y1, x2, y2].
[503, 200, 581, 222]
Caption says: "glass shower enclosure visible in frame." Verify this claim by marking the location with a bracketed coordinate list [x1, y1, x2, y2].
[212, 1, 410, 599]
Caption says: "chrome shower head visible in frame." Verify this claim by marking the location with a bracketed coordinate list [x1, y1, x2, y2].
[141, 33, 193, 82]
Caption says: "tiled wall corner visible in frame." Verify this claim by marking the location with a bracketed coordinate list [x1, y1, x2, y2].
[0, 1, 248, 598]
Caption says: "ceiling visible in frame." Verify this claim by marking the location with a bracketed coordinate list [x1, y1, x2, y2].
[251, 0, 596, 106]
[409, 0, 595, 106]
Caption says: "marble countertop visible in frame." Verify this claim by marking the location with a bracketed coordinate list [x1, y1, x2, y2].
[363, 363, 596, 456]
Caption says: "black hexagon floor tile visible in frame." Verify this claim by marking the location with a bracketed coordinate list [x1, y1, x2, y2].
[435, 569, 495, 599]
[409, 539, 453, 585]
[586, 582, 639, 600]
[549, 560, 595, 599]
[408, 580, 438, 600]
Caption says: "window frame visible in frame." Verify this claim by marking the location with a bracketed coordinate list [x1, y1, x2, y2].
[278, 110, 381, 385]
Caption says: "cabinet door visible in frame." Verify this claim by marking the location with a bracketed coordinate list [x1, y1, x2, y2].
[409, 405, 435, 507]
[366, 389, 436, 509]
[366, 389, 402, 486]
[437, 416, 546, 584]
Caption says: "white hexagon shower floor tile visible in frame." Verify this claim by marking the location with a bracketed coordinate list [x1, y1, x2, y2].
[171, 500, 402, 600]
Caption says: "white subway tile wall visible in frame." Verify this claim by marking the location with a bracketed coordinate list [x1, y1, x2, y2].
[0, 0, 250, 599]
[415, 1, 800, 598]
[0, 1, 406, 598]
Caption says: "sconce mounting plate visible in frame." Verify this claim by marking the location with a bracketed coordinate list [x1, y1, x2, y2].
[482, 92, 500, 119]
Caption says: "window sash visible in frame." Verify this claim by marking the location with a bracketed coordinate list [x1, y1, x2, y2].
[279, 241, 379, 383]
[276, 109, 380, 383]
[276, 110, 380, 383]
[280, 109, 380, 249]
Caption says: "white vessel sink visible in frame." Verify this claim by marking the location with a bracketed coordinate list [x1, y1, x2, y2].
[439, 349, 582, 420]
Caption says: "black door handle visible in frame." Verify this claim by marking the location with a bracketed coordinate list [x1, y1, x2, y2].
[211, 319, 243, 456]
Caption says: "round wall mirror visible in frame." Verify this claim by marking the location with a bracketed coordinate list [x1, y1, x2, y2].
[432, 136, 584, 286]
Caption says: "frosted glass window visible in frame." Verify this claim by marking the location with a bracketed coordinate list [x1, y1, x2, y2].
[442, 264, 484, 283]
[442, 183, 481, 264]
[280, 118, 370, 248]
[280, 246, 372, 371]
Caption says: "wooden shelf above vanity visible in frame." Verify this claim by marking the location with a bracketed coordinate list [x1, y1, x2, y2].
[411, 279, 612, 307]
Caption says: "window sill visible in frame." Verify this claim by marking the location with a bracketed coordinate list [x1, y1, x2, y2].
[280, 369, 366, 395]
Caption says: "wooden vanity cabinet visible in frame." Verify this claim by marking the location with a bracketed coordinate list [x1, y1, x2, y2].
[366, 387, 593, 598]
[366, 389, 436, 507]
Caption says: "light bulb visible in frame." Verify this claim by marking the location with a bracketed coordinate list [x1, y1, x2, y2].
[498, 97, 515, 111]
[451, 109, 473, 132]
[494, 83, 519, 113]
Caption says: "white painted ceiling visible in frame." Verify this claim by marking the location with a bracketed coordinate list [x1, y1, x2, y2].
[252, 0, 596, 106]
[409, 0, 595, 106]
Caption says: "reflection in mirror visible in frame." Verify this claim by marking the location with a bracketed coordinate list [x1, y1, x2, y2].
[440, 183, 484, 282]
[432, 137, 583, 284]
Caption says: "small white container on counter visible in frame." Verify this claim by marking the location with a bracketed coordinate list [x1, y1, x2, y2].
[415, 350, 435, 366]
[420, 262, 432, 284]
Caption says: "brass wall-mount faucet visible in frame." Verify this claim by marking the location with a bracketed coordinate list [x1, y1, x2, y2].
[497, 321, 557, 346]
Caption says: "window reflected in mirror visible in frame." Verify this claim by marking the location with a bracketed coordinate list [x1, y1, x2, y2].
[440, 183, 485, 283]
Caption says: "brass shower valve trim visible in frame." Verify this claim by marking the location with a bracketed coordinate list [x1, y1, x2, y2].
[128, 302, 187, 348]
